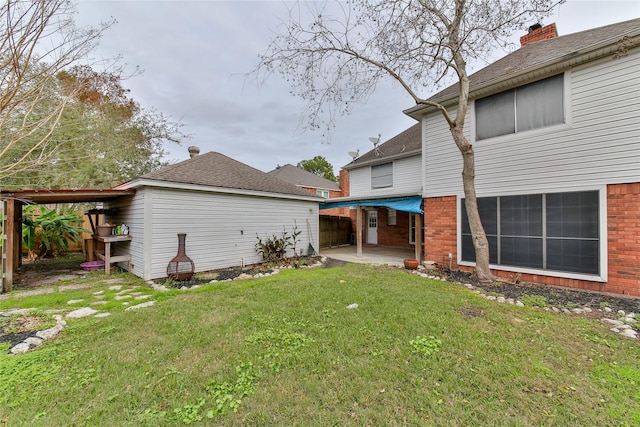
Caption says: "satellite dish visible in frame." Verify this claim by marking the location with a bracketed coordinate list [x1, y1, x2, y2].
[348, 149, 359, 160]
[369, 134, 383, 156]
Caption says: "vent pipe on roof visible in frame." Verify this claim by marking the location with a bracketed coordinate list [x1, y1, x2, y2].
[188, 146, 200, 158]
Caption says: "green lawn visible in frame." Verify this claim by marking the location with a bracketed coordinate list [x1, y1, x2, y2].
[1, 264, 639, 426]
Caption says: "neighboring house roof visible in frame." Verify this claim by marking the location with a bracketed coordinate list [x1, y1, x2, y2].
[405, 17, 640, 117]
[118, 152, 322, 200]
[343, 123, 421, 169]
[267, 164, 340, 191]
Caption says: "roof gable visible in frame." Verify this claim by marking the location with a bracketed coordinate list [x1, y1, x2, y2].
[406, 17, 640, 116]
[137, 152, 319, 198]
[267, 164, 340, 191]
[344, 123, 421, 169]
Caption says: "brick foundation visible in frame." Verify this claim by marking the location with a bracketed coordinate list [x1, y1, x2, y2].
[423, 184, 640, 297]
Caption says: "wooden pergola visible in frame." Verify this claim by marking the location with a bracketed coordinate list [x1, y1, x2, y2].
[1, 189, 134, 293]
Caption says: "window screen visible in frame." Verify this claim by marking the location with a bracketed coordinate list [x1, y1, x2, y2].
[516, 74, 564, 132]
[475, 74, 564, 140]
[461, 191, 599, 275]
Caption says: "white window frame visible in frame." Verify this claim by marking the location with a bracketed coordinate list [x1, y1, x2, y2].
[316, 189, 330, 198]
[387, 208, 397, 226]
[371, 162, 393, 189]
[475, 73, 565, 141]
[457, 187, 608, 282]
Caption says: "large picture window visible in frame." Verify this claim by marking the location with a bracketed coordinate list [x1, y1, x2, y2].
[461, 191, 599, 275]
[371, 162, 393, 189]
[476, 73, 564, 140]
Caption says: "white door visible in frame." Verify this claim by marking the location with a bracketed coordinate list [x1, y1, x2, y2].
[367, 210, 378, 244]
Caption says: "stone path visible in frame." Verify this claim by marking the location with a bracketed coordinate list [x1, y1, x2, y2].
[2, 280, 164, 355]
[3, 260, 636, 356]
[2, 263, 307, 355]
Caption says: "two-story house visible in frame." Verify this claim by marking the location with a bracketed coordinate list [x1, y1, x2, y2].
[321, 123, 424, 260]
[401, 18, 639, 296]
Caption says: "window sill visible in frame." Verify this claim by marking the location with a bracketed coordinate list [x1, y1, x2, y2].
[458, 261, 606, 283]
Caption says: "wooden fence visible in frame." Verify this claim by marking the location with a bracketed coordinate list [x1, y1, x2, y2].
[319, 216, 352, 248]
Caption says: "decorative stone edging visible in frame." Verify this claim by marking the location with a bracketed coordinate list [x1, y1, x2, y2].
[408, 268, 639, 341]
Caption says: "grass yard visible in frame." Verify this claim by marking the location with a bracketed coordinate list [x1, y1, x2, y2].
[1, 263, 639, 426]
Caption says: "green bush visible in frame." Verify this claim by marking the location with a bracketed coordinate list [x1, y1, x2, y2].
[22, 206, 89, 259]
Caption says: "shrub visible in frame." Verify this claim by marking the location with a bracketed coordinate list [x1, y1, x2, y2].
[22, 206, 89, 259]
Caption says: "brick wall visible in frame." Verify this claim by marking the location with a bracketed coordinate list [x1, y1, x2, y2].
[606, 183, 640, 296]
[339, 169, 350, 197]
[377, 208, 413, 248]
[423, 196, 458, 266]
[423, 184, 640, 296]
[519, 23, 558, 47]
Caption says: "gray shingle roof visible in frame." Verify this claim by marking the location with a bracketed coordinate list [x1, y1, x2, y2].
[267, 164, 340, 191]
[344, 123, 421, 168]
[410, 17, 640, 112]
[140, 152, 320, 198]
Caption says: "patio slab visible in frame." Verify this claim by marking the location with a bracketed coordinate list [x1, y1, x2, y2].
[320, 245, 416, 267]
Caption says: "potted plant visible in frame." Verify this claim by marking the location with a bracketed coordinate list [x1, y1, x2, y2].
[404, 259, 419, 270]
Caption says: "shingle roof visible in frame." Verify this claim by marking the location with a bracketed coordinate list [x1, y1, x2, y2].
[139, 152, 320, 198]
[344, 123, 421, 168]
[267, 164, 340, 191]
[408, 17, 640, 114]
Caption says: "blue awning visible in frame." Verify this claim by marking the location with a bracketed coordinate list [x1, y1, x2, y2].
[320, 196, 423, 214]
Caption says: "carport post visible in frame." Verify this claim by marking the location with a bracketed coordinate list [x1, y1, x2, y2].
[356, 206, 363, 257]
[414, 213, 422, 262]
[2, 198, 20, 293]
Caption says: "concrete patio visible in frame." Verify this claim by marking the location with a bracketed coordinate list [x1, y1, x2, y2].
[319, 245, 416, 267]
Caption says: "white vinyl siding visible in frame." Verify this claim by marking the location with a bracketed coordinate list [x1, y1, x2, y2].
[110, 187, 319, 280]
[424, 50, 640, 198]
[350, 155, 422, 197]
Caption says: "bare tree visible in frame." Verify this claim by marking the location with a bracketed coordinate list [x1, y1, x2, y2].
[256, 0, 563, 282]
[0, 0, 111, 182]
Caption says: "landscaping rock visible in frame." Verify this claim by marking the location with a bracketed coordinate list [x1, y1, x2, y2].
[35, 327, 61, 341]
[10, 342, 31, 355]
[24, 337, 43, 347]
[125, 301, 155, 311]
[66, 307, 98, 318]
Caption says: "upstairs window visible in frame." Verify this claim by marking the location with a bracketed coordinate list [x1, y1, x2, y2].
[476, 73, 564, 140]
[371, 162, 393, 189]
[316, 189, 329, 198]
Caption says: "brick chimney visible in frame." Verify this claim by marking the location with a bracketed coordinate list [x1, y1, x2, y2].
[188, 146, 200, 158]
[520, 22, 558, 47]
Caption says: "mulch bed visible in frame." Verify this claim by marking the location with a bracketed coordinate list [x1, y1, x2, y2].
[445, 269, 639, 314]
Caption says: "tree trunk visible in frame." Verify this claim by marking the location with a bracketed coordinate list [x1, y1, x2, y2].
[452, 129, 494, 283]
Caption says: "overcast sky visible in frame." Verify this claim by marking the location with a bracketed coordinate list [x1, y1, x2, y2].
[75, 0, 640, 174]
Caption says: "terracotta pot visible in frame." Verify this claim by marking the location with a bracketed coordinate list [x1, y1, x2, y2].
[404, 259, 419, 270]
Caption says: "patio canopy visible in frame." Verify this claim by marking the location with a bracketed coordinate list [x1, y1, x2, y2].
[320, 195, 423, 214]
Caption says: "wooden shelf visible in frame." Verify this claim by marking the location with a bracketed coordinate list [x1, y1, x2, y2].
[93, 235, 131, 275]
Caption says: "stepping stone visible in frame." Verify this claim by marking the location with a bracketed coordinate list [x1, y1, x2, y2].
[66, 307, 98, 318]
[125, 301, 155, 311]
